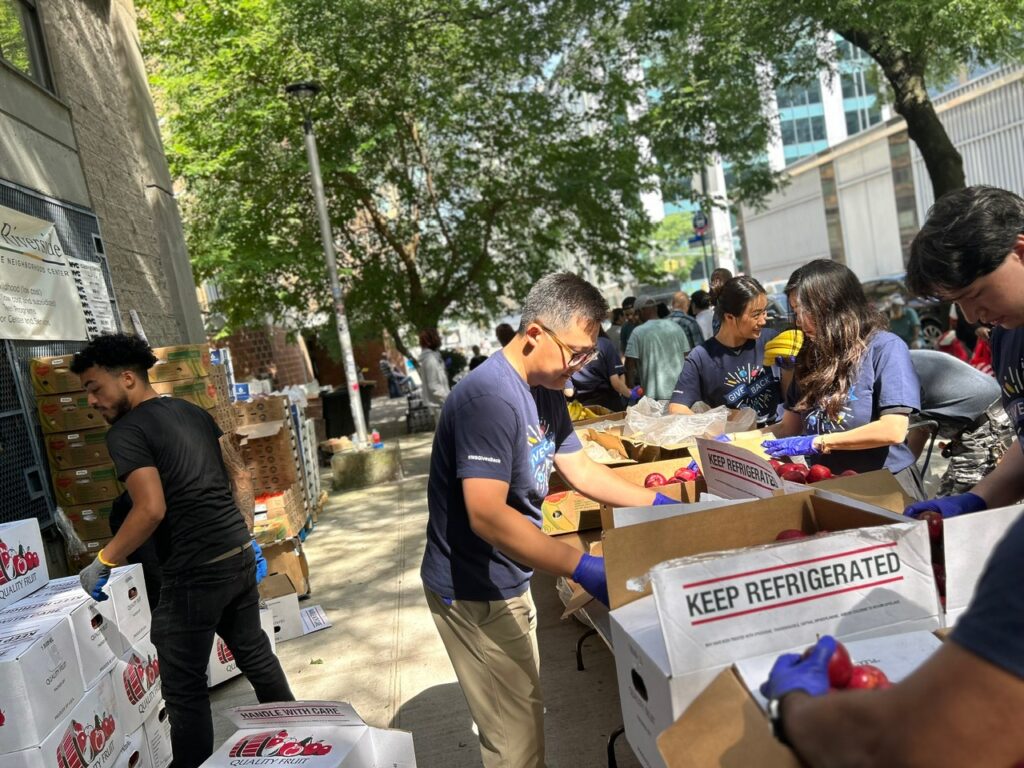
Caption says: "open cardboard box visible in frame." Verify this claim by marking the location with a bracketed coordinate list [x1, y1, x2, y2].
[657, 630, 944, 768]
[597, 459, 704, 530]
[259, 573, 305, 642]
[604, 492, 940, 767]
[203, 701, 415, 767]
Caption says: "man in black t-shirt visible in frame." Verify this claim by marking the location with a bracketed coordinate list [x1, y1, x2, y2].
[751, 187, 1024, 766]
[71, 333, 293, 768]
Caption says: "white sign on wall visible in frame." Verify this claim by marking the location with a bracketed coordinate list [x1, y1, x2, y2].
[0, 203, 88, 341]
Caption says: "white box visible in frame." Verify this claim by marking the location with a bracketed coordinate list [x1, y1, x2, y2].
[649, 520, 941, 678]
[0, 518, 49, 610]
[259, 574, 304, 643]
[610, 596, 726, 768]
[143, 703, 172, 768]
[114, 725, 149, 768]
[207, 607, 276, 687]
[112, 636, 163, 734]
[201, 701, 415, 767]
[942, 502, 1023, 625]
[7, 671, 123, 768]
[2, 588, 117, 689]
[0, 615, 84, 755]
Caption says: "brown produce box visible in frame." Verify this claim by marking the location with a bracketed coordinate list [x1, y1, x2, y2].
[234, 396, 289, 426]
[44, 426, 111, 469]
[67, 537, 111, 571]
[52, 464, 122, 506]
[237, 420, 299, 495]
[151, 378, 218, 409]
[30, 355, 84, 395]
[37, 392, 105, 433]
[63, 500, 115, 541]
[149, 344, 211, 382]
[261, 537, 310, 597]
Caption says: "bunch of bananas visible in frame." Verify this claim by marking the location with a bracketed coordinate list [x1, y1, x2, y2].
[568, 401, 599, 421]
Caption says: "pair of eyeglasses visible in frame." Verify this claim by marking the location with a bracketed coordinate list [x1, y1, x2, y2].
[535, 321, 599, 368]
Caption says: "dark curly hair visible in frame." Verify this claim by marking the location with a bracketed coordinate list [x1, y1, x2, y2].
[70, 333, 157, 380]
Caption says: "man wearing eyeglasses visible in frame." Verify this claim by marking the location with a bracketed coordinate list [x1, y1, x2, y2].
[421, 272, 678, 768]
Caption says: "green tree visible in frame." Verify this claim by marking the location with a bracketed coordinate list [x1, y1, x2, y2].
[625, 0, 1024, 200]
[138, 0, 664, 358]
[639, 211, 701, 281]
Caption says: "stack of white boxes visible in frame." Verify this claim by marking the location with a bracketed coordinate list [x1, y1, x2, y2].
[0, 518, 170, 768]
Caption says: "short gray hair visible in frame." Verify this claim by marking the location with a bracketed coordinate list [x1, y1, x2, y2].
[518, 272, 608, 333]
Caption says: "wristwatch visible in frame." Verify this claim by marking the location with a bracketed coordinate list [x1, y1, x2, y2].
[767, 696, 792, 746]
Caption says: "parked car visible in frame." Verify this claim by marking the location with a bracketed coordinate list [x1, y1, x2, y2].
[860, 274, 950, 348]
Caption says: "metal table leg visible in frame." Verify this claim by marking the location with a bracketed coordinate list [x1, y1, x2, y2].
[607, 725, 625, 768]
[576, 628, 598, 671]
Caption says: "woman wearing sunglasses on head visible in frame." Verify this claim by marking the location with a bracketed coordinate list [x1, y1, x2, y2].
[761, 259, 925, 500]
[668, 276, 783, 426]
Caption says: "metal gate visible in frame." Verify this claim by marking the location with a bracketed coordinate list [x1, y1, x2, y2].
[0, 179, 119, 526]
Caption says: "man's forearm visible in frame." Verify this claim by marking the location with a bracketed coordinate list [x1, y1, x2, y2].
[782, 691, 892, 767]
[973, 439, 1024, 508]
[469, 507, 582, 577]
[573, 461, 658, 507]
[102, 506, 163, 564]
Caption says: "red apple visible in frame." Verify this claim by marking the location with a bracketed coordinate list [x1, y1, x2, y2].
[674, 468, 697, 482]
[780, 469, 807, 484]
[839, 469, 858, 477]
[918, 511, 943, 542]
[664, 476, 682, 484]
[769, 459, 785, 473]
[827, 642, 854, 689]
[775, 529, 808, 541]
[806, 464, 833, 483]
[846, 664, 891, 690]
[932, 562, 946, 596]
[644, 472, 668, 488]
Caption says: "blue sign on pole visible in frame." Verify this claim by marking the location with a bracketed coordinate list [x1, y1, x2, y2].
[688, 235, 704, 245]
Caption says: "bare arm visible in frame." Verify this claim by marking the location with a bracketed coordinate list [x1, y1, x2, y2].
[814, 413, 909, 452]
[463, 477, 583, 577]
[667, 402, 695, 415]
[101, 468, 166, 564]
[609, 373, 631, 398]
[972, 439, 1024, 508]
[554, 449, 660, 508]
[782, 642, 1024, 767]
[220, 432, 255, 527]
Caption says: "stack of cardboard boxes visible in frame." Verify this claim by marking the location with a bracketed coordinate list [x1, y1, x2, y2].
[0, 517, 172, 768]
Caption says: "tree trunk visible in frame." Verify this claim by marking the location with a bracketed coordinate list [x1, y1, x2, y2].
[838, 28, 966, 200]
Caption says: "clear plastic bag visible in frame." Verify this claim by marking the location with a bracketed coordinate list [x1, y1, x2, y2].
[620, 397, 756, 446]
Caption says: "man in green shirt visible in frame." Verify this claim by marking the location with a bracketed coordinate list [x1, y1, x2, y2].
[887, 295, 922, 348]
[624, 296, 691, 400]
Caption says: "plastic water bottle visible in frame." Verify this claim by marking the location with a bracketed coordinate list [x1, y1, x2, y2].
[371, 429, 384, 449]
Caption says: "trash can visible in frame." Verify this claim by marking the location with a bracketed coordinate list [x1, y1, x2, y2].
[322, 382, 375, 439]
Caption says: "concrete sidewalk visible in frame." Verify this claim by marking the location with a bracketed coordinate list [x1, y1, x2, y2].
[209, 397, 639, 767]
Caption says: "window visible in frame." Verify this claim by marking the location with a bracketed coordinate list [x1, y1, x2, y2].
[0, 0, 51, 89]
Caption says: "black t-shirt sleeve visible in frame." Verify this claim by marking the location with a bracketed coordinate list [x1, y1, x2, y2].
[951, 514, 1024, 679]
[106, 422, 156, 482]
[454, 395, 518, 483]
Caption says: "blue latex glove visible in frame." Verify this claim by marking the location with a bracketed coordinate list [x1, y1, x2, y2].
[775, 355, 798, 370]
[628, 386, 644, 405]
[252, 539, 268, 583]
[762, 435, 820, 459]
[714, 433, 731, 442]
[79, 555, 112, 601]
[904, 492, 987, 519]
[572, 553, 609, 607]
[653, 492, 677, 506]
[759, 635, 836, 700]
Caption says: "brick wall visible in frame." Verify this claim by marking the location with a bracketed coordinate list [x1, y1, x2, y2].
[223, 326, 314, 388]
[304, 333, 384, 393]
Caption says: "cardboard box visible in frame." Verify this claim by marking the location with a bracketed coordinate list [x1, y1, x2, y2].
[143, 703, 172, 768]
[598, 459, 704, 527]
[238, 420, 299, 494]
[151, 378, 218, 409]
[1, 588, 117, 689]
[657, 631, 944, 768]
[63, 500, 116, 541]
[208, 607, 276, 687]
[262, 538, 311, 597]
[541, 491, 602, 535]
[149, 343, 211, 382]
[111, 636, 162, 734]
[259, 573, 304, 643]
[37, 392, 106, 433]
[45, 426, 112, 470]
[30, 355, 85, 395]
[0, 615, 85, 755]
[113, 725, 147, 768]
[0, 518, 49, 610]
[255, 483, 307, 540]
[234, 396, 289, 427]
[53, 464, 122, 506]
[203, 701, 416, 767]
[7, 671, 123, 768]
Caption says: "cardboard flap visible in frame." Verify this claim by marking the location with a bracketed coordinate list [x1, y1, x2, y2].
[228, 701, 364, 729]
[235, 420, 288, 442]
[657, 670, 800, 768]
[258, 573, 297, 600]
[811, 469, 912, 515]
[696, 438, 783, 499]
[368, 727, 418, 766]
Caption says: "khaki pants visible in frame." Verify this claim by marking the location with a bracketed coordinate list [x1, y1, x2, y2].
[425, 586, 545, 768]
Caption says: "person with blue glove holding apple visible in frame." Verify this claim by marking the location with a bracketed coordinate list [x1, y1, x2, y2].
[761, 260, 926, 500]
[70, 333, 292, 768]
[758, 187, 1024, 766]
[422, 273, 676, 768]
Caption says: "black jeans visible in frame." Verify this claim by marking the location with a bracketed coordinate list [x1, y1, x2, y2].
[151, 547, 294, 768]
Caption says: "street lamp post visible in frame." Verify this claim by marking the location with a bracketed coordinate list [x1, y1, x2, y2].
[285, 81, 369, 449]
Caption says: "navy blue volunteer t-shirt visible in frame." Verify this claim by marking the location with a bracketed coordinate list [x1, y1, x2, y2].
[570, 336, 623, 397]
[421, 351, 582, 601]
[670, 331, 782, 425]
[785, 331, 920, 474]
[990, 327, 1024, 445]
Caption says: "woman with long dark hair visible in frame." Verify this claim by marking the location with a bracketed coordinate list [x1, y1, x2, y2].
[762, 260, 925, 499]
[669, 276, 783, 426]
